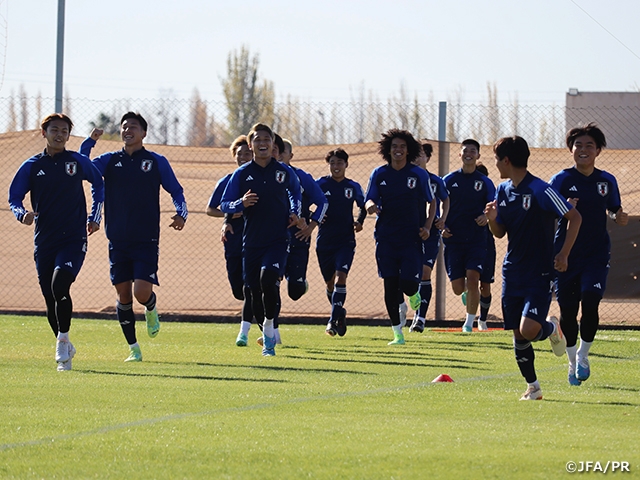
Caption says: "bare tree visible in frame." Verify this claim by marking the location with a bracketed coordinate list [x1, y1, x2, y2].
[6, 89, 16, 132]
[221, 46, 275, 139]
[19, 84, 27, 130]
[187, 88, 209, 146]
[34, 91, 42, 129]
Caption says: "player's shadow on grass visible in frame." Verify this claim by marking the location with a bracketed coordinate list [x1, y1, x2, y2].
[597, 385, 640, 393]
[156, 361, 376, 376]
[544, 398, 639, 407]
[285, 353, 483, 371]
[77, 368, 287, 383]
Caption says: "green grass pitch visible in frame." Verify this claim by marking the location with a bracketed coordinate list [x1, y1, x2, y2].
[1, 315, 638, 479]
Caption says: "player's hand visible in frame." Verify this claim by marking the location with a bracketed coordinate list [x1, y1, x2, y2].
[434, 217, 446, 230]
[220, 222, 233, 243]
[475, 213, 488, 226]
[87, 221, 100, 235]
[288, 214, 302, 228]
[22, 211, 38, 226]
[90, 128, 104, 141]
[242, 189, 258, 208]
[567, 197, 579, 208]
[295, 220, 317, 242]
[353, 221, 363, 233]
[554, 252, 569, 272]
[231, 212, 243, 219]
[419, 227, 430, 241]
[169, 215, 185, 231]
[366, 204, 380, 215]
[441, 227, 452, 238]
[615, 207, 629, 226]
[484, 200, 498, 222]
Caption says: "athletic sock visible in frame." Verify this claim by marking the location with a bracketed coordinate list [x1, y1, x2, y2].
[528, 380, 541, 390]
[57, 331, 69, 341]
[566, 345, 578, 370]
[479, 294, 491, 321]
[143, 292, 156, 311]
[463, 313, 475, 329]
[263, 319, 275, 338]
[326, 289, 333, 305]
[117, 301, 137, 345]
[392, 324, 402, 336]
[240, 320, 251, 336]
[331, 285, 347, 320]
[418, 281, 431, 319]
[577, 339, 593, 359]
[514, 338, 537, 383]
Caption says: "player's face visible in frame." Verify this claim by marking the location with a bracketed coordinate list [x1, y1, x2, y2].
[251, 131, 274, 161]
[42, 119, 70, 153]
[121, 119, 146, 148]
[461, 144, 480, 166]
[235, 144, 253, 166]
[494, 154, 508, 178]
[572, 135, 601, 170]
[390, 138, 408, 163]
[281, 144, 293, 164]
[414, 150, 427, 169]
[328, 156, 347, 180]
[272, 143, 281, 161]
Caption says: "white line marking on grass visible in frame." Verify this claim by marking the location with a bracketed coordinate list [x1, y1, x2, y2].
[1, 370, 522, 452]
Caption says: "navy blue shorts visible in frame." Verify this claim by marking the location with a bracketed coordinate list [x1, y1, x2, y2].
[243, 242, 288, 290]
[316, 241, 356, 282]
[109, 241, 160, 286]
[375, 241, 421, 282]
[480, 241, 496, 284]
[444, 242, 486, 281]
[501, 283, 552, 330]
[285, 236, 310, 283]
[422, 234, 440, 269]
[35, 240, 87, 294]
[555, 259, 609, 305]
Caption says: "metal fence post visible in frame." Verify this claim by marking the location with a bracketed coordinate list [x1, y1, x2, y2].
[435, 101, 449, 321]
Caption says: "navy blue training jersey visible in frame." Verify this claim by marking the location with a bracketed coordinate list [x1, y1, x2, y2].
[220, 158, 302, 248]
[442, 168, 495, 244]
[424, 171, 449, 236]
[316, 176, 365, 248]
[208, 173, 243, 256]
[8, 149, 104, 250]
[292, 166, 327, 224]
[81, 138, 188, 243]
[494, 172, 573, 291]
[550, 167, 621, 261]
[365, 162, 434, 244]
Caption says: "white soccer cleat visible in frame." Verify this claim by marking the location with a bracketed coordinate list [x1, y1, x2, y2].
[547, 316, 566, 357]
[519, 385, 543, 401]
[55, 338, 70, 363]
[478, 320, 488, 331]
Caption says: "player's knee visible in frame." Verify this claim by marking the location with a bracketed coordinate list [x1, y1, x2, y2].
[260, 268, 280, 291]
[51, 269, 74, 301]
[400, 279, 418, 297]
[288, 280, 307, 301]
[231, 284, 244, 301]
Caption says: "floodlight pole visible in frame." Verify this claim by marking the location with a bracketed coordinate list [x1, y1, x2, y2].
[435, 101, 449, 322]
[55, 0, 65, 113]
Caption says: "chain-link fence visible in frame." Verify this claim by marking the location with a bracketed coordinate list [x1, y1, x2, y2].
[1, 97, 638, 326]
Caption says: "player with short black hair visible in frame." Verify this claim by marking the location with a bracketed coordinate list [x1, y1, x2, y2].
[442, 139, 496, 332]
[316, 147, 366, 336]
[550, 123, 628, 385]
[80, 111, 188, 362]
[485, 135, 582, 401]
[365, 129, 436, 345]
[221, 123, 303, 356]
[9, 113, 104, 371]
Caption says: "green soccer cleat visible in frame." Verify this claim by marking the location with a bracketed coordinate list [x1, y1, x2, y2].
[461, 290, 467, 306]
[125, 345, 143, 362]
[409, 292, 421, 311]
[236, 332, 248, 347]
[388, 332, 405, 345]
[145, 307, 160, 338]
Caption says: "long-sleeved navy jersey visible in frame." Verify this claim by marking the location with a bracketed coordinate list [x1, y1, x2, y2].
[365, 162, 434, 244]
[316, 176, 365, 249]
[208, 173, 243, 257]
[550, 166, 621, 262]
[220, 158, 302, 248]
[291, 166, 327, 224]
[80, 138, 188, 243]
[8, 149, 104, 250]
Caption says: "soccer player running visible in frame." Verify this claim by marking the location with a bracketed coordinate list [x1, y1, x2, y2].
[315, 148, 366, 337]
[474, 161, 497, 330]
[442, 139, 496, 332]
[220, 123, 303, 356]
[550, 123, 628, 386]
[485, 136, 581, 401]
[409, 141, 449, 333]
[9, 113, 104, 371]
[207, 135, 255, 347]
[80, 112, 188, 362]
[365, 129, 436, 345]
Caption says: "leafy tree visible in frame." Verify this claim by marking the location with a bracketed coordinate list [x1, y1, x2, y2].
[221, 46, 274, 139]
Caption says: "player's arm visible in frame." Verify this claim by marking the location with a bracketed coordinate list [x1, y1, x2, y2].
[609, 207, 629, 226]
[79, 128, 103, 158]
[554, 207, 582, 272]
[606, 177, 628, 226]
[156, 155, 188, 230]
[8, 160, 38, 225]
[436, 197, 450, 230]
[285, 165, 304, 228]
[206, 177, 228, 218]
[76, 153, 104, 235]
[485, 200, 506, 238]
[353, 183, 366, 231]
[364, 169, 381, 215]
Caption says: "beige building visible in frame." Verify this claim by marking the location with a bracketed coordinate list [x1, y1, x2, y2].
[565, 90, 640, 149]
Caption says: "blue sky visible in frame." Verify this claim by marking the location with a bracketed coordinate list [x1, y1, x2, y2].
[2, 0, 639, 105]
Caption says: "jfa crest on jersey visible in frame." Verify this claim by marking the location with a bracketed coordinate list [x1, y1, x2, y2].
[275, 170, 286, 184]
[407, 177, 417, 189]
[597, 182, 608, 197]
[474, 180, 483, 191]
[141, 159, 153, 173]
[65, 161, 77, 176]
[522, 194, 532, 211]
[344, 187, 353, 199]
